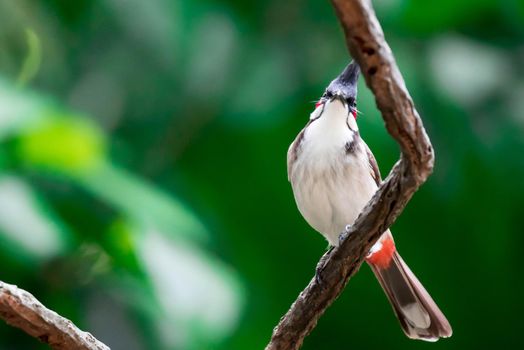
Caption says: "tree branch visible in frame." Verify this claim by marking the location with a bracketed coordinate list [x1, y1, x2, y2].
[265, 0, 434, 349]
[0, 281, 110, 350]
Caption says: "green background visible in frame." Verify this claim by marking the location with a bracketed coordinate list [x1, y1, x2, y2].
[0, 0, 523, 349]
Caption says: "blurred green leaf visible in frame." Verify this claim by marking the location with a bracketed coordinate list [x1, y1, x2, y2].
[136, 227, 243, 348]
[0, 175, 71, 262]
[78, 162, 209, 243]
[0, 80, 46, 140]
[17, 115, 105, 174]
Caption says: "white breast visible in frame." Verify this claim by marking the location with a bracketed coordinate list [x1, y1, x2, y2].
[289, 100, 378, 245]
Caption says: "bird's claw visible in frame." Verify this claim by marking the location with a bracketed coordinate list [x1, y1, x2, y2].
[339, 225, 353, 244]
[315, 265, 324, 285]
[315, 245, 334, 286]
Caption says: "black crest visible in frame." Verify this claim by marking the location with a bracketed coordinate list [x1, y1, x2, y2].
[325, 61, 360, 103]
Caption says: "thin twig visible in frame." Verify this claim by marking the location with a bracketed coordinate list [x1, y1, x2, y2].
[0, 281, 110, 350]
[265, 0, 434, 349]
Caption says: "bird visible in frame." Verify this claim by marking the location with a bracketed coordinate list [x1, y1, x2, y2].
[287, 61, 452, 341]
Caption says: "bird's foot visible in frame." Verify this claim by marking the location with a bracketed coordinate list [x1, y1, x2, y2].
[315, 245, 334, 286]
[338, 225, 353, 244]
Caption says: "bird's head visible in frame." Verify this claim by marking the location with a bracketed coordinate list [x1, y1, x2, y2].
[314, 61, 360, 120]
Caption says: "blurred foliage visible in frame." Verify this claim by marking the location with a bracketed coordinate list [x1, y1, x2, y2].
[0, 0, 523, 349]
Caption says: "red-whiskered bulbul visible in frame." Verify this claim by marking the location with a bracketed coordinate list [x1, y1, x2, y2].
[287, 61, 452, 341]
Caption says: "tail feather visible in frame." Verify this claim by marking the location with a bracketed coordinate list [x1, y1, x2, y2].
[368, 251, 452, 341]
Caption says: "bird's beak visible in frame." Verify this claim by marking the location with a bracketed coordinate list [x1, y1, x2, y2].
[329, 94, 347, 107]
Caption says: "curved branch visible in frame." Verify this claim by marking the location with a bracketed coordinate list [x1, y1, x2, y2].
[0, 281, 110, 350]
[265, 0, 434, 349]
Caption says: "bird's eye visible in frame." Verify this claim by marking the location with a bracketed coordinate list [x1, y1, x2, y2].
[324, 91, 333, 99]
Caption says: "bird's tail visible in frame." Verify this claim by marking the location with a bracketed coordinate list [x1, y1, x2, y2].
[366, 235, 452, 341]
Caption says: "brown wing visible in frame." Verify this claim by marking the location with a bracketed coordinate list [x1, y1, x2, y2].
[287, 119, 317, 181]
[287, 127, 306, 181]
[363, 141, 382, 186]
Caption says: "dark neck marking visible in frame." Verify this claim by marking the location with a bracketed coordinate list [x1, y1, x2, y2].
[345, 132, 360, 154]
[345, 114, 357, 132]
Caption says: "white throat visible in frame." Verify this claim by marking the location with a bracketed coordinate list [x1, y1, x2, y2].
[304, 100, 357, 156]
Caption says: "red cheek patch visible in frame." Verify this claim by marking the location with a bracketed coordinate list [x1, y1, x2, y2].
[315, 101, 323, 108]
[352, 109, 357, 119]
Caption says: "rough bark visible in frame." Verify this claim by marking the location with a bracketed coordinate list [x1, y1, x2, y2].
[0, 281, 110, 350]
[265, 0, 435, 349]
